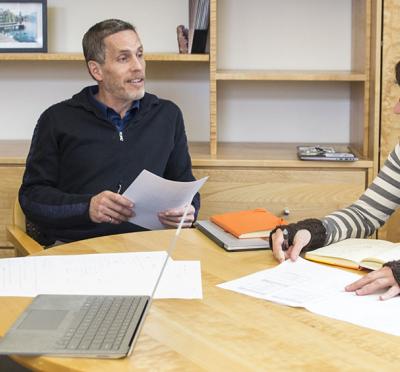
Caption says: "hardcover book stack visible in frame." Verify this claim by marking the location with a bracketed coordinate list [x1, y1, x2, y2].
[188, 0, 210, 53]
[195, 208, 286, 251]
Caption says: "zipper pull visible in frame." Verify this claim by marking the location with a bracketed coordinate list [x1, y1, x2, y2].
[119, 131, 124, 142]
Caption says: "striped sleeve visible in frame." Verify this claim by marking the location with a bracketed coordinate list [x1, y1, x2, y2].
[322, 143, 400, 245]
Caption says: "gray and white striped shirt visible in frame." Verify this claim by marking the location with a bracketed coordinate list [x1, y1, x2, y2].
[323, 143, 400, 245]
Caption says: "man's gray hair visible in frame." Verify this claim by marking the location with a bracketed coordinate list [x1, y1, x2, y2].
[82, 19, 136, 64]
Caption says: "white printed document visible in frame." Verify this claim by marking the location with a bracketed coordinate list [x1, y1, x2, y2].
[218, 258, 400, 336]
[123, 170, 208, 230]
[0, 252, 202, 299]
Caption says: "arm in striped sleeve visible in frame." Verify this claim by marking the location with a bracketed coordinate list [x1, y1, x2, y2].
[322, 143, 400, 245]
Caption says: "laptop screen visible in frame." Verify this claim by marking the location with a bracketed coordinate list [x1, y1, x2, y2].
[127, 203, 191, 356]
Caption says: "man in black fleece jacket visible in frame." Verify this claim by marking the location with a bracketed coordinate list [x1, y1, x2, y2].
[19, 19, 200, 245]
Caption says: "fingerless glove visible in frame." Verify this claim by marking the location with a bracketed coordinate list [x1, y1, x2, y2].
[269, 218, 326, 252]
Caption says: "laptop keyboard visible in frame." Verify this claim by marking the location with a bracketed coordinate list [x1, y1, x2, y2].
[56, 296, 148, 351]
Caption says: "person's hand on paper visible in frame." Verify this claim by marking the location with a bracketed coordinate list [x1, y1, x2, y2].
[89, 191, 134, 224]
[158, 204, 195, 228]
[271, 228, 311, 263]
[345, 266, 400, 301]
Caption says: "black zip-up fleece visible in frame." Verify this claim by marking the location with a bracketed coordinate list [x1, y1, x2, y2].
[19, 86, 200, 243]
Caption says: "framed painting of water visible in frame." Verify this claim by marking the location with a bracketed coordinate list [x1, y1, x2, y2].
[0, 0, 47, 52]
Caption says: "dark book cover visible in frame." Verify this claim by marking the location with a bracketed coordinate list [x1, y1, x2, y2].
[191, 29, 208, 53]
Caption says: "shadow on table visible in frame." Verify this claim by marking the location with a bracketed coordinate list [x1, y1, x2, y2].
[0, 355, 30, 371]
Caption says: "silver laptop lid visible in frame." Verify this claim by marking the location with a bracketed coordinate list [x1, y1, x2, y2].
[127, 203, 191, 356]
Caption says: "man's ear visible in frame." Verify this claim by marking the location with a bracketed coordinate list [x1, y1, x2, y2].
[87, 60, 103, 82]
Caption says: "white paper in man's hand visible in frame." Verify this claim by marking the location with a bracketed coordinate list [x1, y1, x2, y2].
[123, 170, 207, 230]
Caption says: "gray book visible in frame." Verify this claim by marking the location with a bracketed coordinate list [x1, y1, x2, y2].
[195, 220, 269, 251]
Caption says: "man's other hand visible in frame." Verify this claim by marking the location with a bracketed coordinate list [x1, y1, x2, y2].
[158, 205, 195, 228]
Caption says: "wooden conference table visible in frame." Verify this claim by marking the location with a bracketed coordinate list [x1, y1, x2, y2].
[1, 229, 400, 371]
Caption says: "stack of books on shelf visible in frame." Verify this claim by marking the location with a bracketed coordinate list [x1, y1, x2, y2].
[176, 0, 210, 54]
[195, 208, 286, 251]
[188, 0, 210, 53]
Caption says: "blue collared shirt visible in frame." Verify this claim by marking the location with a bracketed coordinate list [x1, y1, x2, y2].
[89, 86, 140, 132]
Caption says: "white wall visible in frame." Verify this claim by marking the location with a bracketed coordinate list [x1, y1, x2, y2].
[0, 0, 352, 143]
[217, 0, 352, 143]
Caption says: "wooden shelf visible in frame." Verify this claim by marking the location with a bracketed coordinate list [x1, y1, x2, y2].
[0, 140, 373, 169]
[189, 142, 373, 168]
[216, 70, 366, 81]
[0, 53, 209, 62]
[146, 53, 209, 62]
[0, 140, 30, 164]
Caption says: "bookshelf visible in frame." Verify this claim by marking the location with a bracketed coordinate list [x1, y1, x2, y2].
[208, 0, 380, 161]
[375, 0, 400, 241]
[0, 0, 384, 248]
[215, 70, 367, 82]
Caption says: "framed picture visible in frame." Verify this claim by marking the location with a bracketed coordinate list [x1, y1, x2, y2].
[0, 0, 47, 52]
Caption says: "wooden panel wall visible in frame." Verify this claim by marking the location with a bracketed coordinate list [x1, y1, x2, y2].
[378, 0, 400, 241]
[193, 167, 366, 223]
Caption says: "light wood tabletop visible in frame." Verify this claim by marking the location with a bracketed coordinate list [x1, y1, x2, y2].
[1, 229, 400, 371]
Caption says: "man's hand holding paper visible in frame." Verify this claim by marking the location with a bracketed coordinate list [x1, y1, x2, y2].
[158, 205, 196, 228]
[89, 191, 135, 224]
[123, 170, 207, 230]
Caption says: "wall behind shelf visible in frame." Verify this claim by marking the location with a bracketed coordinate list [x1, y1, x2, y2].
[217, 0, 354, 144]
[218, 0, 351, 70]
[218, 81, 350, 143]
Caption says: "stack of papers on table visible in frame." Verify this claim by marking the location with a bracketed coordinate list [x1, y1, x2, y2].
[218, 258, 400, 336]
[0, 252, 202, 299]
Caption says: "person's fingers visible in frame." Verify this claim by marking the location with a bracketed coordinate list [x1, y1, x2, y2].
[158, 213, 194, 223]
[345, 273, 377, 292]
[158, 211, 194, 228]
[90, 191, 134, 223]
[161, 205, 195, 217]
[104, 193, 134, 219]
[288, 230, 311, 261]
[288, 245, 302, 261]
[271, 229, 286, 263]
[107, 209, 137, 224]
[354, 279, 390, 296]
[158, 205, 195, 227]
[345, 267, 391, 292]
[345, 267, 399, 299]
[108, 192, 134, 208]
[380, 285, 400, 301]
[158, 215, 193, 228]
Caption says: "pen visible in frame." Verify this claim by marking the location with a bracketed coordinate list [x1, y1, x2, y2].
[116, 183, 122, 194]
[282, 228, 289, 251]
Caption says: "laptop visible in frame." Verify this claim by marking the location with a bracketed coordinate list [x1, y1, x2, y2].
[195, 220, 269, 251]
[0, 206, 191, 359]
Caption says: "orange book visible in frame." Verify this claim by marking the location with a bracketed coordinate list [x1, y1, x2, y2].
[210, 208, 286, 239]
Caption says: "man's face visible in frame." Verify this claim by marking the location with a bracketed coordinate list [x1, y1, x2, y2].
[93, 30, 146, 103]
